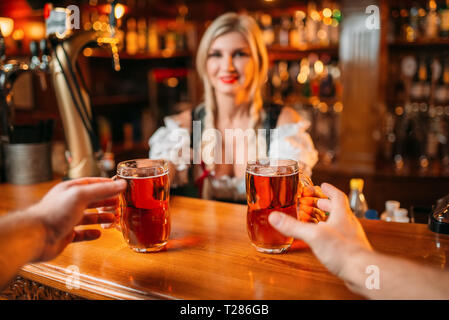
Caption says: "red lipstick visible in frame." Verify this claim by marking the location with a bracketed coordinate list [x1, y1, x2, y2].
[219, 75, 238, 84]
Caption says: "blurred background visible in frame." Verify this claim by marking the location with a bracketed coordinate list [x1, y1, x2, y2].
[0, 0, 448, 221]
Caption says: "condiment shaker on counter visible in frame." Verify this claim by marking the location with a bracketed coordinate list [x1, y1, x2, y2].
[393, 208, 410, 223]
[381, 200, 400, 221]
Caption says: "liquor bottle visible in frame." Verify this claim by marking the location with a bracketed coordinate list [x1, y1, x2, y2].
[147, 19, 159, 55]
[418, 4, 428, 39]
[434, 58, 447, 105]
[125, 17, 138, 55]
[426, 0, 439, 39]
[137, 17, 147, 53]
[278, 16, 291, 47]
[164, 24, 177, 54]
[410, 56, 424, 102]
[260, 13, 275, 46]
[305, 2, 319, 44]
[390, 6, 401, 42]
[440, 0, 449, 38]
[399, 4, 410, 41]
[348, 179, 368, 219]
[319, 68, 335, 98]
[380, 111, 396, 160]
[329, 4, 340, 45]
[420, 57, 431, 104]
[290, 11, 306, 48]
[409, 4, 420, 41]
[416, 57, 431, 163]
[175, 5, 188, 52]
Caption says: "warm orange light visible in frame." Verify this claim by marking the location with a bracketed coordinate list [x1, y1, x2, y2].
[83, 47, 93, 57]
[314, 60, 324, 74]
[167, 77, 179, 87]
[395, 106, 404, 116]
[323, 17, 333, 25]
[0, 17, 14, 37]
[26, 22, 45, 40]
[114, 4, 126, 20]
[99, 3, 128, 19]
[323, 8, 332, 18]
[318, 102, 328, 113]
[12, 29, 24, 41]
[311, 10, 321, 21]
[333, 102, 343, 113]
[297, 72, 308, 84]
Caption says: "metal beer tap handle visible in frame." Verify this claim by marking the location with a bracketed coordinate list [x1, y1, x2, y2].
[29, 41, 41, 69]
[39, 39, 51, 71]
[0, 33, 34, 142]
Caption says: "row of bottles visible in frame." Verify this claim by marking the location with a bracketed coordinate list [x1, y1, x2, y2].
[389, 0, 449, 43]
[265, 54, 342, 163]
[253, 1, 341, 48]
[81, 4, 196, 56]
[381, 53, 449, 171]
[267, 54, 341, 101]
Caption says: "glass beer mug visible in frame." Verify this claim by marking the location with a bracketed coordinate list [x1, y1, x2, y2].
[245, 159, 313, 254]
[116, 159, 171, 253]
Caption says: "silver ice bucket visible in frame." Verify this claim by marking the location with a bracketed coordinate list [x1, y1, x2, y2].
[4, 142, 53, 185]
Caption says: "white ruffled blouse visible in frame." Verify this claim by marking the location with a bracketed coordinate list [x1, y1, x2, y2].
[149, 115, 318, 202]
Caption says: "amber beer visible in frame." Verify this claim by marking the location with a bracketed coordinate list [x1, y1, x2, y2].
[117, 159, 170, 252]
[246, 159, 300, 253]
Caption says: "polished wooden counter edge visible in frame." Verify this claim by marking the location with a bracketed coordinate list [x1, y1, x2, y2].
[18, 264, 168, 300]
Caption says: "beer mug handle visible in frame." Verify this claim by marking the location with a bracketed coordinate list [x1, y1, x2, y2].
[99, 175, 122, 231]
[297, 171, 313, 198]
[296, 172, 316, 222]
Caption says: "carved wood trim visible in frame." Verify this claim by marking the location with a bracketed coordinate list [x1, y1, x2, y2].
[0, 276, 84, 300]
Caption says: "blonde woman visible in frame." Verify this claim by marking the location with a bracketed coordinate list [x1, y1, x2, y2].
[150, 13, 321, 214]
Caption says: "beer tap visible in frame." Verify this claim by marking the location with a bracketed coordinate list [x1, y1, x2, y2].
[0, 31, 47, 181]
[0, 31, 35, 144]
[47, 0, 121, 178]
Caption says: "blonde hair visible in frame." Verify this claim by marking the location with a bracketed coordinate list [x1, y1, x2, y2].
[196, 12, 269, 198]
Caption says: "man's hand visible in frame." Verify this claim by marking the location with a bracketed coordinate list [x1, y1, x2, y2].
[27, 178, 127, 262]
[269, 183, 372, 277]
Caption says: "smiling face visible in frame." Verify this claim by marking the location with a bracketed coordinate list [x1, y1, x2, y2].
[206, 31, 255, 98]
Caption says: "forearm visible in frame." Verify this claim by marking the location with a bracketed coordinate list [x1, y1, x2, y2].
[0, 210, 46, 290]
[341, 248, 449, 299]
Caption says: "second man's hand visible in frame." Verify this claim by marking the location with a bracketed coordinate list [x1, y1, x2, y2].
[268, 183, 372, 278]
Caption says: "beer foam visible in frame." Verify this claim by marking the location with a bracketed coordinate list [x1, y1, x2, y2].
[247, 167, 298, 177]
[117, 171, 169, 179]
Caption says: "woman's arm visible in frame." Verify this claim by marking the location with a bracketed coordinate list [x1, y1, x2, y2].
[270, 106, 318, 176]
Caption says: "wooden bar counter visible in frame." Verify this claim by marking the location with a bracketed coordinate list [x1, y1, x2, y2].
[1, 179, 449, 300]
